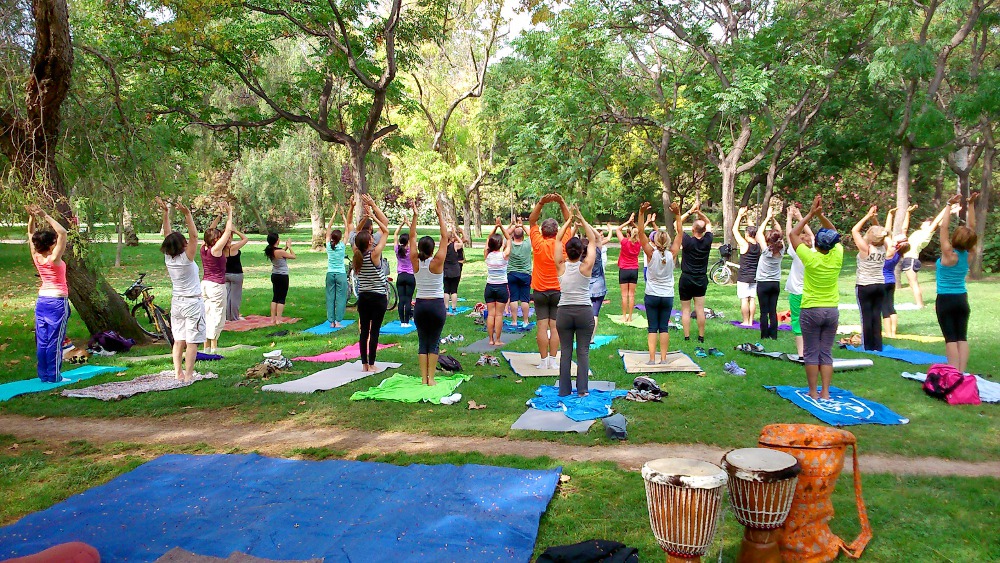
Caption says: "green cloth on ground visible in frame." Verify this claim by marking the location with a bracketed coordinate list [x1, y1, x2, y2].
[797, 243, 843, 308]
[607, 314, 648, 329]
[350, 373, 472, 404]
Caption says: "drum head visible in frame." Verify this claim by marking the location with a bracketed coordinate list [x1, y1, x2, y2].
[722, 448, 800, 482]
[642, 458, 728, 489]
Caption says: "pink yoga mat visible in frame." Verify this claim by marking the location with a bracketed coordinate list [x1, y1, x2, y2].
[225, 315, 302, 332]
[292, 343, 396, 362]
[730, 320, 792, 331]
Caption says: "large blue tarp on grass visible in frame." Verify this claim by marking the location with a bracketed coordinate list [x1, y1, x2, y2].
[0, 454, 560, 562]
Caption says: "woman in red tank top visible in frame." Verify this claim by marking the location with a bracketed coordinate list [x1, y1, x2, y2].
[25, 205, 70, 383]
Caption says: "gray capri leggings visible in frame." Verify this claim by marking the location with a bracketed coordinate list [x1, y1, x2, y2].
[799, 307, 839, 366]
[556, 305, 595, 396]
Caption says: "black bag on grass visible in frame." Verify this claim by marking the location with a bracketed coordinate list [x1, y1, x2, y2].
[537, 539, 639, 562]
[438, 355, 462, 372]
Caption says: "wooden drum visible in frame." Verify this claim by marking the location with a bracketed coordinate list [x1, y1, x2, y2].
[642, 458, 728, 563]
[722, 448, 801, 563]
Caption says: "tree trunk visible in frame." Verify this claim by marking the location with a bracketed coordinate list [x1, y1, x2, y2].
[761, 151, 779, 215]
[122, 203, 139, 246]
[308, 140, 325, 249]
[720, 163, 738, 246]
[892, 142, 914, 235]
[656, 130, 676, 236]
[462, 197, 473, 246]
[471, 187, 482, 238]
[115, 212, 124, 268]
[970, 130, 994, 279]
[438, 192, 459, 231]
[349, 143, 368, 195]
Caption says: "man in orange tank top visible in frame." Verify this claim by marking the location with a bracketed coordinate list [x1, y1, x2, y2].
[528, 194, 572, 369]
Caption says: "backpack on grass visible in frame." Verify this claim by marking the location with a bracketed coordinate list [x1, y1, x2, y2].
[922, 363, 980, 405]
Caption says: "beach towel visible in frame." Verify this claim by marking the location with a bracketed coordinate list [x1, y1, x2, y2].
[901, 371, 1000, 403]
[500, 351, 593, 377]
[380, 321, 417, 335]
[764, 385, 909, 426]
[527, 385, 628, 421]
[61, 370, 216, 401]
[291, 343, 396, 363]
[0, 453, 559, 563]
[225, 316, 301, 332]
[0, 365, 128, 402]
[577, 335, 618, 350]
[458, 333, 525, 353]
[607, 315, 648, 329]
[262, 361, 401, 393]
[729, 320, 793, 332]
[845, 344, 947, 365]
[619, 350, 702, 373]
[350, 373, 472, 404]
[301, 320, 356, 335]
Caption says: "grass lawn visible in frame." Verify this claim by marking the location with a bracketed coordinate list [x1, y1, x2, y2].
[0, 235, 998, 462]
[0, 436, 996, 562]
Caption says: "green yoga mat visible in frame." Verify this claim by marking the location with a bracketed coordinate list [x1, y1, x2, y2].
[350, 373, 471, 404]
[607, 314, 648, 329]
[0, 365, 128, 402]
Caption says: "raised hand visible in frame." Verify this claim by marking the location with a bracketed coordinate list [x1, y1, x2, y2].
[867, 205, 878, 217]
[907, 204, 918, 212]
[25, 204, 42, 216]
[809, 195, 823, 215]
[969, 192, 980, 204]
[947, 194, 962, 205]
[639, 201, 652, 213]
[154, 197, 167, 211]
[176, 201, 191, 215]
[669, 202, 680, 214]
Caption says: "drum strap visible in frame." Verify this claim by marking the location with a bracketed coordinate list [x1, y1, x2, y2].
[838, 443, 873, 559]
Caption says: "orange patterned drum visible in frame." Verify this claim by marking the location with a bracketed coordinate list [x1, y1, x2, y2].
[722, 448, 801, 563]
[641, 458, 728, 562]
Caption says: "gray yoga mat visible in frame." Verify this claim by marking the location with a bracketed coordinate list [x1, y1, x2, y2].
[261, 361, 402, 393]
[510, 381, 616, 433]
[744, 349, 873, 371]
[458, 332, 525, 354]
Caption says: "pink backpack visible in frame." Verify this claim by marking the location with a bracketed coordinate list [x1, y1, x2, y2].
[922, 363, 981, 405]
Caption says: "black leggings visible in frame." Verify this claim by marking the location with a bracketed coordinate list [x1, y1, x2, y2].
[396, 272, 415, 323]
[882, 284, 896, 318]
[414, 298, 447, 354]
[357, 291, 388, 365]
[856, 284, 885, 351]
[271, 274, 289, 304]
[936, 293, 970, 342]
[756, 281, 781, 340]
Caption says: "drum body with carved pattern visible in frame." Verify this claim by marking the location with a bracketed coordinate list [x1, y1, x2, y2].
[722, 448, 801, 563]
[641, 458, 728, 563]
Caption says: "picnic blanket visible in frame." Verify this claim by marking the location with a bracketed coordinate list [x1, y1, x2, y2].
[845, 344, 947, 365]
[607, 315, 648, 329]
[291, 343, 396, 363]
[619, 350, 702, 373]
[901, 371, 1000, 403]
[61, 370, 217, 401]
[764, 385, 909, 426]
[380, 321, 417, 335]
[0, 453, 559, 563]
[729, 320, 792, 332]
[121, 344, 258, 363]
[350, 373, 472, 404]
[225, 316, 301, 332]
[0, 365, 128, 402]
[301, 320, 356, 335]
[262, 361, 401, 393]
[500, 352, 593, 377]
[527, 385, 628, 421]
[743, 350, 874, 371]
[458, 333, 525, 353]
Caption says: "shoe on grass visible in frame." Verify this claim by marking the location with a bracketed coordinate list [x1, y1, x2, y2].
[708, 347, 724, 357]
[724, 361, 747, 376]
[695, 346, 708, 358]
[752, 342, 766, 353]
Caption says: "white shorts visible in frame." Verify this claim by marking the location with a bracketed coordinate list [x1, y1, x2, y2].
[737, 281, 757, 300]
[171, 295, 207, 344]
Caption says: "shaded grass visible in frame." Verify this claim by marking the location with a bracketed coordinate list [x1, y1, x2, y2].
[0, 240, 998, 461]
[0, 438, 997, 562]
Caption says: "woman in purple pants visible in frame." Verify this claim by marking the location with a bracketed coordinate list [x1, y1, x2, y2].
[25, 205, 70, 383]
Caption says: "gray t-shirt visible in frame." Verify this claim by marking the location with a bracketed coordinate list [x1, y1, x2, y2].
[271, 256, 289, 275]
[755, 244, 784, 283]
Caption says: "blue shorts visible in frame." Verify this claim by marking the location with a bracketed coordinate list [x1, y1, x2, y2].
[485, 283, 510, 304]
[507, 272, 531, 302]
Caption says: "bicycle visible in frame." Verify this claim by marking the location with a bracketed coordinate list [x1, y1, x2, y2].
[121, 273, 174, 346]
[346, 261, 399, 311]
[709, 244, 739, 285]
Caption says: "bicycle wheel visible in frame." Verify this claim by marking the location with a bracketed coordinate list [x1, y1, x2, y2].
[153, 306, 174, 347]
[346, 266, 359, 307]
[385, 281, 398, 311]
[711, 263, 732, 285]
[131, 303, 163, 339]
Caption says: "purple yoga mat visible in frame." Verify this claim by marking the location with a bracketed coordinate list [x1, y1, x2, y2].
[730, 320, 792, 332]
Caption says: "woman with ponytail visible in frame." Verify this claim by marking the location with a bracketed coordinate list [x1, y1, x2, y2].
[264, 232, 296, 325]
[354, 199, 391, 371]
[410, 200, 450, 385]
[754, 207, 784, 341]
[394, 221, 415, 327]
[638, 202, 683, 364]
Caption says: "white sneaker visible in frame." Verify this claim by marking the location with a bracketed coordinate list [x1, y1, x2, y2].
[547, 356, 558, 370]
[400, 323, 411, 328]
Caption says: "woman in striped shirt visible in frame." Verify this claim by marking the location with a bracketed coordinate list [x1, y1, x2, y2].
[353, 197, 391, 372]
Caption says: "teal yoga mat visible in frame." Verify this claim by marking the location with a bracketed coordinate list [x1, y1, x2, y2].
[0, 365, 128, 402]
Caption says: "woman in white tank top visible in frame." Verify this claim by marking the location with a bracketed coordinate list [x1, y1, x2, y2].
[638, 201, 684, 364]
[554, 207, 599, 397]
[409, 201, 450, 386]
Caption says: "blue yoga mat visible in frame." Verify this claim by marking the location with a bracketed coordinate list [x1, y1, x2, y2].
[381, 320, 417, 335]
[529, 385, 628, 421]
[302, 320, 356, 335]
[845, 344, 946, 365]
[451, 306, 472, 315]
[0, 365, 128, 402]
[764, 385, 909, 426]
[574, 335, 618, 350]
[0, 453, 560, 562]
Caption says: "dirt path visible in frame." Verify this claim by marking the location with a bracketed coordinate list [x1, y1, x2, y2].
[2, 414, 997, 478]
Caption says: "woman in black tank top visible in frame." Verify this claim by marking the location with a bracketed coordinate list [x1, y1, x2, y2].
[732, 207, 760, 327]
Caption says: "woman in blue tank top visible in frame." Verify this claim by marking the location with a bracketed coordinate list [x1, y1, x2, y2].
[933, 194, 978, 373]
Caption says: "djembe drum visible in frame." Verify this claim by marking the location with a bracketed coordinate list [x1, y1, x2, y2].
[722, 448, 801, 563]
[642, 458, 728, 562]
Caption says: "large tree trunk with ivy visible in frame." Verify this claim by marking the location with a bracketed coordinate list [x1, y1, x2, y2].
[0, 0, 147, 342]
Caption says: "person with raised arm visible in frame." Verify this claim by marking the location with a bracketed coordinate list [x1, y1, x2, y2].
[221, 219, 250, 322]
[933, 194, 978, 372]
[785, 205, 814, 356]
[443, 228, 466, 314]
[25, 204, 70, 383]
[199, 202, 234, 354]
[506, 217, 533, 328]
[156, 197, 204, 382]
[325, 204, 350, 328]
[899, 203, 946, 307]
[554, 207, 599, 396]
[754, 207, 784, 341]
[614, 212, 641, 322]
[881, 207, 909, 338]
[353, 198, 391, 372]
[732, 206, 761, 327]
[528, 193, 573, 369]
[851, 205, 893, 351]
[638, 202, 683, 364]
[393, 219, 416, 327]
[264, 232, 296, 325]
[410, 200, 450, 385]
[586, 225, 610, 341]
[677, 201, 713, 344]
[484, 219, 513, 345]
[790, 195, 844, 400]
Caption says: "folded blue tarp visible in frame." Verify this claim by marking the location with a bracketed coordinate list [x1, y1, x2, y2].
[0, 453, 560, 563]
[0, 365, 127, 402]
[528, 385, 628, 421]
[301, 320, 356, 335]
[845, 344, 946, 365]
[764, 385, 909, 426]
